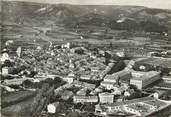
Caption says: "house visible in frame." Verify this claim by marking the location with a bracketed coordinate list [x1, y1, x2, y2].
[116, 51, 125, 57]
[0, 52, 10, 63]
[72, 80, 96, 89]
[16, 46, 22, 57]
[91, 67, 99, 72]
[124, 89, 134, 97]
[2, 67, 9, 75]
[72, 80, 82, 87]
[61, 42, 70, 49]
[90, 87, 103, 95]
[162, 75, 171, 83]
[47, 102, 60, 114]
[83, 82, 96, 89]
[153, 90, 167, 99]
[63, 76, 74, 84]
[80, 75, 91, 80]
[104, 75, 118, 83]
[99, 92, 114, 103]
[73, 95, 98, 103]
[100, 81, 114, 90]
[68, 73, 75, 77]
[95, 104, 108, 116]
[112, 86, 123, 95]
[36, 46, 42, 50]
[61, 90, 73, 101]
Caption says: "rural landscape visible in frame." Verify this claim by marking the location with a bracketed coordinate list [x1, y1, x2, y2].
[1, 1, 171, 117]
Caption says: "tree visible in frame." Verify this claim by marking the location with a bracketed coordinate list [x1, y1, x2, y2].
[109, 60, 126, 74]
[22, 80, 34, 88]
[3, 60, 13, 67]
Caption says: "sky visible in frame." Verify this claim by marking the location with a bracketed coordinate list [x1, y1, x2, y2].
[4, 0, 171, 9]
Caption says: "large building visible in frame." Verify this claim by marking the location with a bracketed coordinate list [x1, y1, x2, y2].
[73, 96, 98, 103]
[130, 71, 161, 89]
[99, 92, 114, 104]
[131, 70, 146, 78]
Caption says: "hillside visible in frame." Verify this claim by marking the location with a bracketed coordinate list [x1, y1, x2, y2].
[1, 1, 171, 33]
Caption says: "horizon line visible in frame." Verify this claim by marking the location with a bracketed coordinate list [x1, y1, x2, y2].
[3, 0, 171, 10]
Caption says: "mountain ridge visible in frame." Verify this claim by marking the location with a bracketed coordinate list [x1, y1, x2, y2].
[2, 1, 171, 33]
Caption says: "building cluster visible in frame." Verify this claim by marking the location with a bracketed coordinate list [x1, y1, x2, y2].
[1, 42, 171, 117]
[95, 97, 170, 116]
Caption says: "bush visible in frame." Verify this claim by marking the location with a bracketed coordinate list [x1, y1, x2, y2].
[22, 80, 34, 88]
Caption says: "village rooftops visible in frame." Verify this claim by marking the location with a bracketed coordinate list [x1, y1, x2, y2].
[91, 67, 100, 72]
[126, 104, 149, 113]
[104, 75, 118, 80]
[72, 80, 96, 89]
[101, 81, 115, 85]
[162, 75, 171, 82]
[80, 75, 91, 80]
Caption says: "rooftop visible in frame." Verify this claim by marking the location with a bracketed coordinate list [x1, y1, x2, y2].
[132, 71, 160, 81]
[99, 92, 114, 96]
[74, 95, 98, 100]
[101, 81, 115, 85]
[104, 75, 118, 80]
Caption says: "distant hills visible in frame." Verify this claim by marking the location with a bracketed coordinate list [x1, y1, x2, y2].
[1, 1, 171, 33]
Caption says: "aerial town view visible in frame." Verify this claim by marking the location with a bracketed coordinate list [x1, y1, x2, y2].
[1, 0, 171, 117]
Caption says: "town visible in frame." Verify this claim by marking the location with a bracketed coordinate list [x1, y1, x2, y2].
[1, 1, 171, 117]
[1, 40, 171, 117]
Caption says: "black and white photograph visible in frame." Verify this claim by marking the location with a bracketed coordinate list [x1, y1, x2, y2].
[0, 0, 171, 117]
